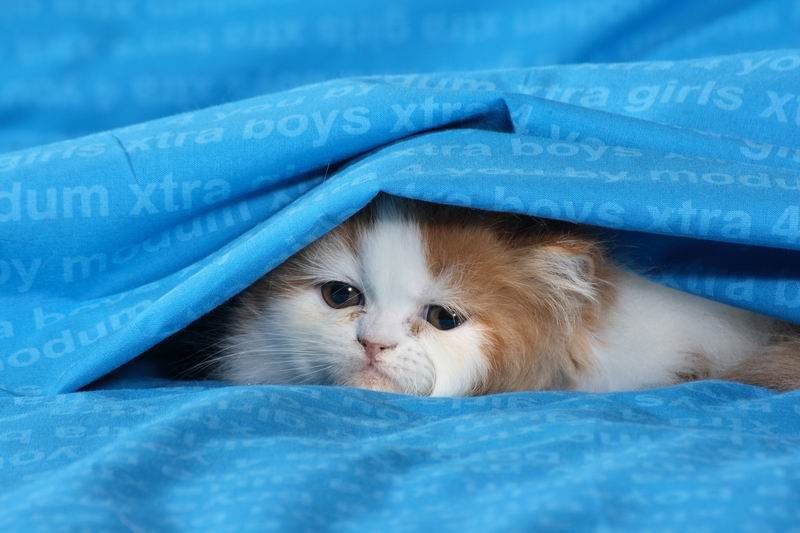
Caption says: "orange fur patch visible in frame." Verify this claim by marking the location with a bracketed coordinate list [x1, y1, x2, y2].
[721, 339, 800, 391]
[413, 202, 613, 393]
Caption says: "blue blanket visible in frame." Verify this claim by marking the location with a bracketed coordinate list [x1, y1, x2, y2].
[2, 1, 800, 530]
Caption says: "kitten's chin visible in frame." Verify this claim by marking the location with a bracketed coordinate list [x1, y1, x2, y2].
[346, 368, 403, 393]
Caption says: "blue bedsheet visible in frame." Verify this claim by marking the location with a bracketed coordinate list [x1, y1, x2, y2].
[2, 1, 800, 530]
[2, 381, 799, 531]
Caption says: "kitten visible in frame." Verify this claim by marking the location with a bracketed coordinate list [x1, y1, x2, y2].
[197, 197, 799, 396]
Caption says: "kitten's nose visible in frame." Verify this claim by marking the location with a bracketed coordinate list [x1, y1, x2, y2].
[358, 337, 397, 361]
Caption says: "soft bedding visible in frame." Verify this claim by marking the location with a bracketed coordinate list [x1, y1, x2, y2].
[2, 1, 800, 530]
[2, 382, 799, 531]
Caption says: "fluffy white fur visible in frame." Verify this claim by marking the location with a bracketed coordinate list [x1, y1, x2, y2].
[577, 269, 774, 391]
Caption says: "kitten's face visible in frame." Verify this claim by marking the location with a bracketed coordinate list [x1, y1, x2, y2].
[219, 200, 604, 396]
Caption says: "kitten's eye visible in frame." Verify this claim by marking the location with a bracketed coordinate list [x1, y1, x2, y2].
[320, 281, 364, 309]
[426, 305, 464, 331]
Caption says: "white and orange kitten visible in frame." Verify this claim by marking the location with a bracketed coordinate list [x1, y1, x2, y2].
[200, 197, 799, 395]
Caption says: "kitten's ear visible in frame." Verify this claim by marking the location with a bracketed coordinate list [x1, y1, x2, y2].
[519, 239, 602, 313]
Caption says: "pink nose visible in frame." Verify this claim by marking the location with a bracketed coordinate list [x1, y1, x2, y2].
[358, 338, 397, 361]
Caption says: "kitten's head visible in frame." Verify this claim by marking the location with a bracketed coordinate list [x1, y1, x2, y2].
[217, 197, 609, 396]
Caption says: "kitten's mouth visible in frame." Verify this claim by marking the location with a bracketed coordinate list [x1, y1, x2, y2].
[348, 367, 402, 393]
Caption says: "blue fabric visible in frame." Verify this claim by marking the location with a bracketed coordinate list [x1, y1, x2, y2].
[3, 0, 800, 152]
[2, 1, 800, 530]
[2, 381, 799, 531]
